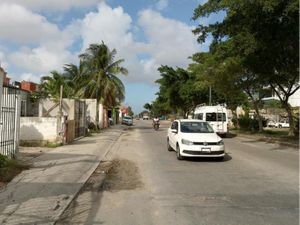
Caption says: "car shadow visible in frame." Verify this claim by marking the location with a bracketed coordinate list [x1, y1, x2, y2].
[183, 153, 232, 163]
[222, 133, 237, 138]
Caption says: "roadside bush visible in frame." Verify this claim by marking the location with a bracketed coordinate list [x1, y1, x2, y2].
[0, 154, 30, 183]
[88, 122, 97, 132]
[232, 117, 238, 128]
[237, 116, 267, 132]
[0, 154, 8, 168]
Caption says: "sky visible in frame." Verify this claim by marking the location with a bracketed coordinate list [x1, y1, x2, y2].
[0, 0, 218, 114]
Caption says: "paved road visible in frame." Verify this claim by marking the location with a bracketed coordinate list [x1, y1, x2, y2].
[60, 120, 299, 225]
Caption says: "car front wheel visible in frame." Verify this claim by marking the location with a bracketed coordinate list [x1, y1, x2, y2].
[176, 145, 183, 160]
[167, 138, 173, 151]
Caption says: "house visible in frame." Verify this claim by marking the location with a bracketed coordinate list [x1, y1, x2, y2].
[262, 87, 300, 107]
[1, 67, 10, 86]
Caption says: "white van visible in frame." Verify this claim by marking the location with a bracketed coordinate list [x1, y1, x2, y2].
[194, 105, 228, 136]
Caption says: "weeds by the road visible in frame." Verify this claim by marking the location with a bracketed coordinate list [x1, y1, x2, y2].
[229, 128, 299, 147]
[0, 154, 30, 186]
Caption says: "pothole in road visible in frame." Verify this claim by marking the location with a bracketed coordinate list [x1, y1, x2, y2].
[88, 158, 143, 192]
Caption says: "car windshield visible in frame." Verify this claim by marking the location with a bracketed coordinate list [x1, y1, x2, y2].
[124, 116, 132, 120]
[180, 121, 214, 133]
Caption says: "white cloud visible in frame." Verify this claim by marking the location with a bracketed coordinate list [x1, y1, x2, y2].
[0, 2, 201, 86]
[138, 9, 199, 70]
[76, 3, 200, 84]
[0, 3, 61, 44]
[0, 0, 101, 12]
[80, 2, 133, 50]
[155, 0, 169, 10]
[9, 47, 75, 74]
[19, 73, 40, 83]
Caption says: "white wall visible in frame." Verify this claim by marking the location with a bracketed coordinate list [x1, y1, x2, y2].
[289, 89, 300, 107]
[39, 99, 75, 119]
[84, 99, 97, 124]
[20, 117, 58, 142]
[99, 104, 104, 128]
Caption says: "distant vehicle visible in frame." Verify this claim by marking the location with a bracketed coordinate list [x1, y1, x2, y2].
[142, 115, 149, 120]
[167, 119, 225, 160]
[267, 120, 276, 127]
[275, 121, 290, 128]
[153, 117, 160, 130]
[122, 116, 133, 126]
[194, 105, 228, 137]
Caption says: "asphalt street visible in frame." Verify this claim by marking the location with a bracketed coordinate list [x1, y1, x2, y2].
[60, 119, 299, 225]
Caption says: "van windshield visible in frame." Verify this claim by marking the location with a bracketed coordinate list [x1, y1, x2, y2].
[206, 113, 226, 122]
[180, 122, 214, 133]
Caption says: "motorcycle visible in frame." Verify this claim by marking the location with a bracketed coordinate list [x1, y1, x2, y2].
[153, 121, 160, 130]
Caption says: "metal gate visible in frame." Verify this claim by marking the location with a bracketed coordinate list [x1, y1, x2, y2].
[75, 100, 86, 138]
[0, 87, 20, 158]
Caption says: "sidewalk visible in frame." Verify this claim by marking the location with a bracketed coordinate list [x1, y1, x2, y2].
[0, 126, 124, 225]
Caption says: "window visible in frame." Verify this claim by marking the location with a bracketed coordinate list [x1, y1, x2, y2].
[195, 113, 203, 120]
[206, 113, 226, 122]
[171, 121, 178, 130]
[180, 122, 214, 133]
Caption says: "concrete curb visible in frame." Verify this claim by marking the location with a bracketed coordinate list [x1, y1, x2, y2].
[52, 129, 124, 225]
[0, 128, 125, 225]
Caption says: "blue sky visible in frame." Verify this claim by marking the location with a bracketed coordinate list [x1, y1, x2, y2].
[0, 0, 219, 114]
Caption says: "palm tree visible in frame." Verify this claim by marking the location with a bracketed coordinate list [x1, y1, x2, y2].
[79, 42, 128, 125]
[63, 62, 87, 98]
[79, 42, 128, 105]
[39, 71, 74, 101]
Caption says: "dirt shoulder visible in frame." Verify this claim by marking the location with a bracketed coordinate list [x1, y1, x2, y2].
[229, 129, 299, 149]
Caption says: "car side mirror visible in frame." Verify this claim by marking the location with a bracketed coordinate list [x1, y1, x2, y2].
[171, 129, 178, 133]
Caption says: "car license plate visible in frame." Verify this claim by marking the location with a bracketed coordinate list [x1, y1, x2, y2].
[201, 148, 211, 153]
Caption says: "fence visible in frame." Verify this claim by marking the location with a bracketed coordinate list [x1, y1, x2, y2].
[75, 100, 86, 138]
[0, 86, 20, 158]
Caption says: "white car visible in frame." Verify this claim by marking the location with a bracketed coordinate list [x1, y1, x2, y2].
[167, 119, 225, 160]
[275, 121, 290, 128]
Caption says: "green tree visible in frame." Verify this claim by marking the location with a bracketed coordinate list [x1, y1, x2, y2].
[39, 71, 74, 101]
[63, 62, 87, 97]
[189, 52, 247, 128]
[156, 66, 208, 118]
[79, 42, 128, 126]
[143, 103, 153, 112]
[79, 42, 128, 107]
[193, 0, 299, 135]
[127, 106, 134, 117]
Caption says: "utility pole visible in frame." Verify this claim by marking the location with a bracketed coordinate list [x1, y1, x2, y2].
[59, 85, 63, 117]
[57, 85, 64, 144]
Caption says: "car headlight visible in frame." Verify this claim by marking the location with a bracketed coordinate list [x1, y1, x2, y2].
[217, 140, 224, 145]
[181, 139, 193, 145]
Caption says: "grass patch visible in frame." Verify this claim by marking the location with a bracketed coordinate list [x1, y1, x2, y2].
[0, 154, 30, 183]
[262, 129, 289, 136]
[20, 140, 61, 148]
[229, 128, 299, 146]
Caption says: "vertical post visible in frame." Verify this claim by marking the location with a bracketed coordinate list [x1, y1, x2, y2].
[57, 85, 63, 144]
[0, 71, 3, 154]
[13, 94, 20, 157]
[59, 85, 63, 117]
[0, 70, 3, 110]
